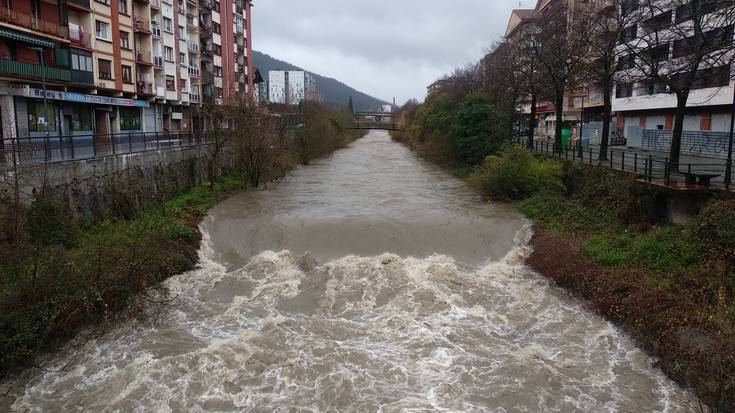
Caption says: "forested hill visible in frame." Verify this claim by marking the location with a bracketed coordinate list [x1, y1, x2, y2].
[252, 50, 388, 110]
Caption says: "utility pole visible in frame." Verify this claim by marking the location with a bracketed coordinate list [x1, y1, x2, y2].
[726, 87, 735, 189]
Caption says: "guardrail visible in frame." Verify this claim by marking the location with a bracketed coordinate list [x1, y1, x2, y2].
[1, 131, 208, 167]
[515, 136, 732, 191]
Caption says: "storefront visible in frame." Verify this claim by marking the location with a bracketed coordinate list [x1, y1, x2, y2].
[12, 85, 150, 139]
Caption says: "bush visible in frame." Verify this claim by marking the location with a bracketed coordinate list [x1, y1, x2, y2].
[467, 144, 563, 200]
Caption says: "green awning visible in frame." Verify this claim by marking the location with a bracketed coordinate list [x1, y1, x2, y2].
[0, 27, 54, 48]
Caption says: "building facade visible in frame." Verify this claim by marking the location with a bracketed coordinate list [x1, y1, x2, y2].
[268, 70, 316, 105]
[0, 0, 253, 143]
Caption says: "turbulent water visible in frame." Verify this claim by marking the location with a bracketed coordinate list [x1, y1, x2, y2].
[3, 131, 698, 412]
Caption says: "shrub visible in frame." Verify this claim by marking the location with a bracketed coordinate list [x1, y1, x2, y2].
[26, 197, 80, 247]
[467, 144, 563, 200]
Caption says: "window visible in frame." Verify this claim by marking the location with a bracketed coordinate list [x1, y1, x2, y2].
[122, 65, 132, 83]
[643, 11, 671, 32]
[214, 65, 222, 76]
[120, 31, 130, 49]
[616, 55, 635, 71]
[179, 52, 186, 66]
[69, 104, 92, 132]
[95, 0, 110, 4]
[213, 44, 221, 55]
[28, 102, 57, 132]
[178, 25, 186, 38]
[119, 0, 128, 15]
[673, 26, 733, 58]
[619, 25, 637, 44]
[676, 1, 730, 24]
[212, 0, 220, 12]
[692, 65, 732, 89]
[616, 83, 633, 98]
[119, 107, 141, 130]
[71, 50, 93, 72]
[164, 46, 174, 61]
[644, 44, 670, 64]
[166, 75, 175, 90]
[95, 20, 110, 40]
[621, 0, 638, 16]
[98, 59, 112, 79]
[163, 17, 173, 33]
[212, 22, 220, 34]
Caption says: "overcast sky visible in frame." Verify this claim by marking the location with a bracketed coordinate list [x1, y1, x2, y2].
[253, 0, 537, 105]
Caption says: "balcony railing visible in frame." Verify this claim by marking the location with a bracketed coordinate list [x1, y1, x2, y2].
[0, 8, 69, 39]
[189, 92, 200, 103]
[69, 27, 92, 48]
[137, 81, 154, 95]
[188, 66, 199, 76]
[136, 50, 152, 65]
[133, 18, 151, 33]
[0, 58, 70, 81]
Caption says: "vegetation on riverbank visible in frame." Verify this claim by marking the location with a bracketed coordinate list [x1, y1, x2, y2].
[0, 102, 363, 381]
[393, 106, 734, 411]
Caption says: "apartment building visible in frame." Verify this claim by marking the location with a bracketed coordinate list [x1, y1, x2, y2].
[0, 0, 252, 142]
[268, 70, 316, 105]
[613, 0, 735, 152]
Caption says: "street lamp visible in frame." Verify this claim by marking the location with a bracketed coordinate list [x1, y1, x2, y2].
[29, 47, 50, 139]
[726, 86, 735, 189]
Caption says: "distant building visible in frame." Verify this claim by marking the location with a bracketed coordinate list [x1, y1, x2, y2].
[268, 71, 317, 105]
[253, 69, 268, 104]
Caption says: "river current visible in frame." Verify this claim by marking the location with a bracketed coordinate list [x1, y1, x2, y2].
[3, 131, 697, 412]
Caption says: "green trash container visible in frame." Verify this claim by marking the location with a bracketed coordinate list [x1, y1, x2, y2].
[561, 128, 572, 149]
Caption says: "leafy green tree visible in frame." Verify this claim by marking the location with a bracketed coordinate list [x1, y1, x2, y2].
[450, 92, 494, 165]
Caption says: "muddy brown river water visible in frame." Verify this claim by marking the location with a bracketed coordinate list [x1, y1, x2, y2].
[3, 131, 698, 412]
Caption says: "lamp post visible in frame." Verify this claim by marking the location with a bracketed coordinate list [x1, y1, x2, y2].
[30, 46, 51, 160]
[726, 86, 735, 189]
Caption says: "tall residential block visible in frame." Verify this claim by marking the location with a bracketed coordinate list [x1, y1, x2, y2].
[0, 0, 253, 141]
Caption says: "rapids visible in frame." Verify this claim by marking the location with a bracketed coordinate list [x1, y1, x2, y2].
[2, 131, 698, 412]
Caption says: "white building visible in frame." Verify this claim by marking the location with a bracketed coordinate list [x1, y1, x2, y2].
[612, 0, 735, 155]
[268, 71, 317, 105]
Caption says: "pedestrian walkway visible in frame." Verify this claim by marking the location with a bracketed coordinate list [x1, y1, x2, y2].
[518, 137, 733, 191]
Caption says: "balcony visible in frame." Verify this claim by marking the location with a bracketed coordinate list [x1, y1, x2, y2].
[68, 0, 92, 10]
[0, 8, 69, 39]
[179, 91, 190, 102]
[133, 18, 151, 34]
[154, 56, 163, 68]
[137, 80, 154, 95]
[150, 0, 161, 8]
[188, 66, 199, 77]
[135, 50, 153, 65]
[156, 86, 165, 97]
[71, 69, 94, 85]
[189, 92, 200, 103]
[187, 41, 199, 53]
[0, 58, 70, 81]
[69, 25, 92, 48]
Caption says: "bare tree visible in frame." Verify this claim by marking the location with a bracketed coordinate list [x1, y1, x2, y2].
[230, 104, 285, 187]
[579, 0, 631, 161]
[508, 27, 548, 149]
[620, 0, 735, 164]
[527, 5, 590, 152]
[197, 103, 232, 190]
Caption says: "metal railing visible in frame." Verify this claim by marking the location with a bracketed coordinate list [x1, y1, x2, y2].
[515, 136, 733, 191]
[0, 58, 71, 82]
[0, 7, 69, 38]
[1, 131, 208, 166]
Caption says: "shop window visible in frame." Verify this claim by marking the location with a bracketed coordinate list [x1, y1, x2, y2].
[98, 59, 113, 79]
[120, 31, 130, 50]
[122, 65, 132, 83]
[28, 102, 57, 132]
[119, 107, 141, 130]
[69, 104, 92, 131]
[96, 20, 110, 41]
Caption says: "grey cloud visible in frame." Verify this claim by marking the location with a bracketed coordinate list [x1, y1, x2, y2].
[253, 0, 536, 104]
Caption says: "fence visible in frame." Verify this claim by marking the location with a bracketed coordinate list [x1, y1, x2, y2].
[1, 131, 208, 167]
[642, 129, 730, 158]
[515, 136, 732, 191]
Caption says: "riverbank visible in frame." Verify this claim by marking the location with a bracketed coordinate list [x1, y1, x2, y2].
[391, 132, 734, 412]
[0, 113, 365, 382]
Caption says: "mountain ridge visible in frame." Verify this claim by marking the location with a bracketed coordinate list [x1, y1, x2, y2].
[252, 50, 388, 111]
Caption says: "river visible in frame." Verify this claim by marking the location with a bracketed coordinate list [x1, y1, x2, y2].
[3, 131, 697, 412]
